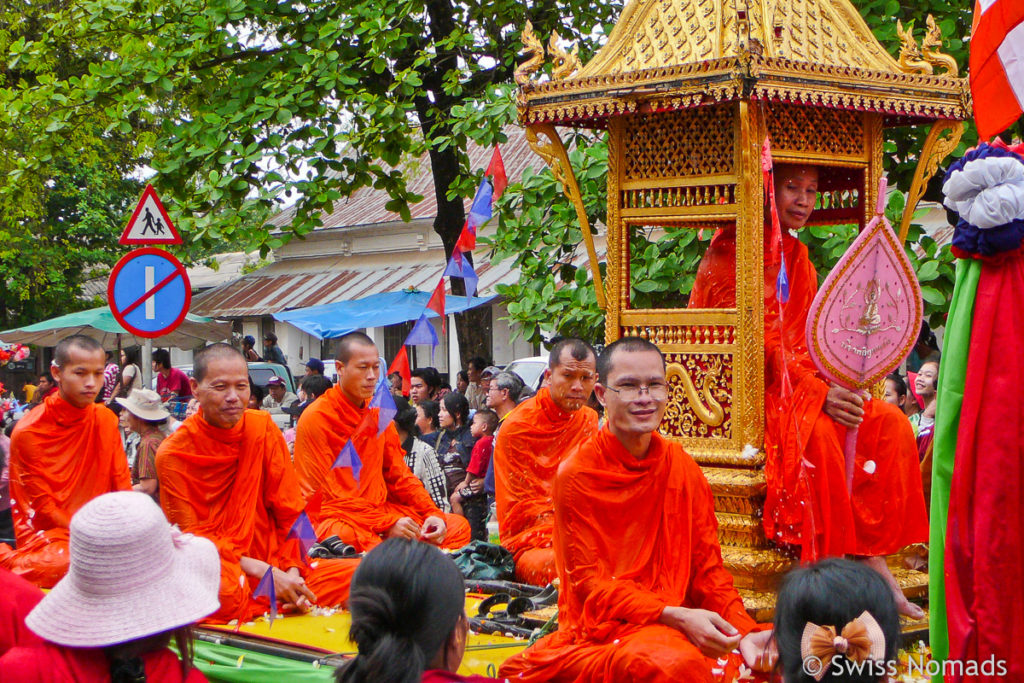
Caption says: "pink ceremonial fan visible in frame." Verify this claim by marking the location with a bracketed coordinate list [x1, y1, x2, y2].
[805, 178, 923, 490]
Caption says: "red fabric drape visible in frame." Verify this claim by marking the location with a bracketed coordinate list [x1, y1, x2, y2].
[945, 250, 1024, 682]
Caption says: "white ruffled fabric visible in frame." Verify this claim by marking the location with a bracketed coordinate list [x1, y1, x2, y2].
[943, 155, 1024, 229]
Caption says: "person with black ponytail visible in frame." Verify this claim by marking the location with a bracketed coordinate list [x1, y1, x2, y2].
[336, 538, 506, 683]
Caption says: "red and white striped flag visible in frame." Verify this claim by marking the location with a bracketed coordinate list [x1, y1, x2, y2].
[971, 0, 1024, 140]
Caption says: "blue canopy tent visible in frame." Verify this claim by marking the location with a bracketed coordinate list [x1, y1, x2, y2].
[271, 290, 496, 339]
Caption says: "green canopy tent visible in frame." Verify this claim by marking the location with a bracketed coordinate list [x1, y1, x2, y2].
[0, 306, 232, 350]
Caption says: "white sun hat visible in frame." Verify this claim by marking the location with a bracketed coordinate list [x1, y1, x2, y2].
[115, 388, 171, 422]
[25, 491, 220, 647]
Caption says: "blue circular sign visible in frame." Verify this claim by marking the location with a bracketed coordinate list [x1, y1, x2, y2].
[107, 248, 191, 338]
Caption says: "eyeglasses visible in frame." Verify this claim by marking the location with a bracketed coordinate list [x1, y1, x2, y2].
[604, 381, 669, 402]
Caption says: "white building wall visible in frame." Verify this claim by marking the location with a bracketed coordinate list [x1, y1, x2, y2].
[491, 303, 535, 365]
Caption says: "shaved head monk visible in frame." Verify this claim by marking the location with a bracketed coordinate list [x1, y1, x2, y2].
[500, 338, 773, 682]
[156, 343, 356, 623]
[0, 335, 130, 587]
[293, 332, 470, 552]
[493, 338, 599, 585]
[689, 163, 928, 617]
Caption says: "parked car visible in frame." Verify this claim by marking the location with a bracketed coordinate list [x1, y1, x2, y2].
[503, 356, 548, 392]
[178, 362, 296, 394]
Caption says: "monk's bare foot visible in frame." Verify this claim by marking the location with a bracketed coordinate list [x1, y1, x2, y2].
[856, 555, 924, 620]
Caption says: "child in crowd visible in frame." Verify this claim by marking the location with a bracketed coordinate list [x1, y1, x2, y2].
[449, 409, 498, 541]
[335, 538, 506, 683]
[773, 558, 900, 682]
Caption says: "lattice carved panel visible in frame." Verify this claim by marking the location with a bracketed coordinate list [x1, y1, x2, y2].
[661, 352, 733, 439]
[621, 324, 735, 346]
[767, 104, 865, 157]
[623, 107, 736, 180]
[622, 184, 736, 210]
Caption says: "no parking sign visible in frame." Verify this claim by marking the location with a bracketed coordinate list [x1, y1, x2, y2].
[107, 247, 191, 338]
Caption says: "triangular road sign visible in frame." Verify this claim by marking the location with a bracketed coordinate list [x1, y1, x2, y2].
[119, 184, 183, 245]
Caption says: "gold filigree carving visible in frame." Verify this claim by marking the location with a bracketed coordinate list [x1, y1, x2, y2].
[623, 106, 736, 179]
[525, 124, 608, 309]
[899, 119, 964, 242]
[667, 360, 726, 427]
[515, 20, 545, 87]
[922, 15, 959, 77]
[661, 353, 732, 438]
[896, 19, 932, 75]
[548, 31, 581, 80]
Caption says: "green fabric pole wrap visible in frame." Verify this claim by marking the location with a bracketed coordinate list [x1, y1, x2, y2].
[187, 640, 337, 683]
[928, 257, 981, 679]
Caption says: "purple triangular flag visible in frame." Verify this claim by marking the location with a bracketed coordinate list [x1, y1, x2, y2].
[404, 313, 439, 348]
[370, 382, 398, 435]
[286, 511, 318, 563]
[776, 252, 790, 304]
[466, 179, 493, 231]
[252, 565, 277, 627]
[332, 440, 363, 482]
[443, 253, 479, 298]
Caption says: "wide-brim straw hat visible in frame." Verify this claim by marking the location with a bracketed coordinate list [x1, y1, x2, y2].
[115, 388, 170, 421]
[25, 491, 220, 647]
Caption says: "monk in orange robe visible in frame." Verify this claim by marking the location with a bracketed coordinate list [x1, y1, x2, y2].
[688, 163, 928, 617]
[500, 338, 773, 682]
[294, 332, 470, 552]
[157, 344, 356, 623]
[493, 338, 599, 585]
[0, 335, 131, 588]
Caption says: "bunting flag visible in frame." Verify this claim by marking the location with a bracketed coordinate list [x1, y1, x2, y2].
[286, 512, 318, 564]
[426, 279, 447, 333]
[387, 346, 411, 395]
[443, 251, 479, 298]
[252, 566, 277, 627]
[486, 145, 508, 200]
[369, 381, 398, 436]
[405, 312, 439, 351]
[332, 440, 363, 482]
[970, 0, 1024, 140]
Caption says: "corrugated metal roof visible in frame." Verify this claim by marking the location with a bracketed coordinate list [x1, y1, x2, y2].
[191, 239, 607, 319]
[268, 126, 537, 230]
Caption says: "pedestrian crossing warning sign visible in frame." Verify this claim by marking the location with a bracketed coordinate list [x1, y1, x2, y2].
[119, 184, 183, 245]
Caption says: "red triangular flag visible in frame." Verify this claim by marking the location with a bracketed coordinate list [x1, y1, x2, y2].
[455, 220, 475, 254]
[426, 279, 447, 333]
[388, 346, 411, 396]
[486, 145, 507, 200]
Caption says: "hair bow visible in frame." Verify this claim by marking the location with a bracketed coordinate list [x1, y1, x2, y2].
[800, 610, 885, 681]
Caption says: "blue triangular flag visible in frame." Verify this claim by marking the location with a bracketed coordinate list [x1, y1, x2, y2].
[776, 252, 790, 304]
[332, 440, 363, 482]
[404, 313, 439, 348]
[369, 382, 398, 435]
[443, 252, 479, 298]
[466, 179, 493, 231]
[286, 511, 318, 563]
[252, 565, 277, 627]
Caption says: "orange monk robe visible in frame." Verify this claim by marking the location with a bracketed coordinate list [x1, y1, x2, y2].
[0, 393, 130, 587]
[689, 227, 928, 560]
[156, 409, 356, 623]
[500, 429, 761, 683]
[493, 388, 598, 585]
[293, 385, 470, 552]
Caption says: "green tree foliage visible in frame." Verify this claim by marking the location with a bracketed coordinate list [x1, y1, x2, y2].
[1, 0, 620, 355]
[489, 0, 998, 344]
[0, 2, 145, 327]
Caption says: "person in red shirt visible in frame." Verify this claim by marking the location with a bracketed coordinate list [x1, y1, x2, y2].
[0, 567, 42, 657]
[152, 349, 192, 402]
[449, 408, 498, 540]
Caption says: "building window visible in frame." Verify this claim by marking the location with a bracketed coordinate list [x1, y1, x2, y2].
[384, 321, 415, 367]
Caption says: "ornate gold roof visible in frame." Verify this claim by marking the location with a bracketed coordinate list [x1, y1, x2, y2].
[516, 0, 970, 126]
